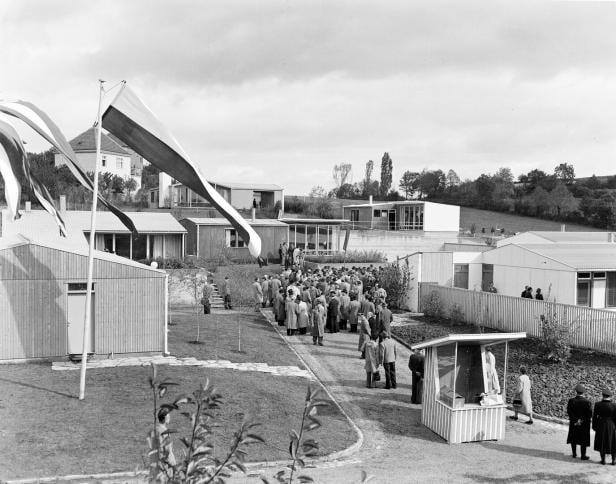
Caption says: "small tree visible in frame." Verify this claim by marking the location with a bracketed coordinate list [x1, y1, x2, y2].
[422, 291, 443, 322]
[378, 262, 412, 310]
[538, 304, 572, 363]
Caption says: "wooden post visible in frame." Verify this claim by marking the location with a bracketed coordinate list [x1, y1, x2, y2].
[503, 341, 509, 401]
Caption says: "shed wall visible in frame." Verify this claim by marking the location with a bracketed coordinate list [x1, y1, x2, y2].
[0, 245, 165, 360]
[423, 202, 460, 232]
[196, 225, 288, 260]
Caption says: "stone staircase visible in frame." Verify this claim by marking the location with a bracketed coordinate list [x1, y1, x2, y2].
[210, 283, 225, 309]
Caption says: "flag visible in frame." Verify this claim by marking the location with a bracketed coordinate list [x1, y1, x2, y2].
[0, 100, 136, 234]
[102, 84, 262, 257]
[0, 117, 67, 235]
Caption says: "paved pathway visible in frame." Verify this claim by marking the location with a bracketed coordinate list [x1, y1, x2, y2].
[52, 355, 314, 379]
[231, 310, 616, 484]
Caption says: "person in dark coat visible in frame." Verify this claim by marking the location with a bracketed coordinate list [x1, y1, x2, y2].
[368, 311, 379, 340]
[567, 384, 592, 460]
[408, 347, 425, 404]
[326, 292, 340, 333]
[592, 389, 616, 465]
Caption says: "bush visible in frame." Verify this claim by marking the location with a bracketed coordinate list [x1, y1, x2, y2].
[449, 304, 464, 325]
[422, 290, 443, 321]
[378, 262, 412, 310]
[538, 305, 571, 363]
[304, 250, 386, 264]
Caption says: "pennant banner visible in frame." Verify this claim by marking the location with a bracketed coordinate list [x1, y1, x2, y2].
[102, 84, 262, 257]
[0, 118, 67, 235]
[0, 101, 136, 234]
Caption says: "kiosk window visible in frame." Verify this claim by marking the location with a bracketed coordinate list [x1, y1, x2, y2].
[435, 343, 458, 405]
[455, 344, 485, 404]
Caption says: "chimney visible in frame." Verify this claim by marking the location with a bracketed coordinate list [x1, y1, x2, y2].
[560, 224, 566, 232]
[369, 195, 373, 204]
[59, 195, 66, 213]
[25, 201, 31, 212]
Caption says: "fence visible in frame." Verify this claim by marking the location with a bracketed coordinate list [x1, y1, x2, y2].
[419, 283, 616, 355]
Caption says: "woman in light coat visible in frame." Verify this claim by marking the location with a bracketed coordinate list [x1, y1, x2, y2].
[312, 299, 326, 346]
[285, 292, 299, 336]
[511, 366, 533, 424]
[358, 314, 371, 359]
[297, 296, 309, 335]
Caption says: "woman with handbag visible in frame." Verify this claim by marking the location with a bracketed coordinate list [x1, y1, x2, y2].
[510, 366, 534, 424]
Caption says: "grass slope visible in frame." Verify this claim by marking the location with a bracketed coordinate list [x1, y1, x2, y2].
[0, 311, 356, 480]
[460, 206, 600, 234]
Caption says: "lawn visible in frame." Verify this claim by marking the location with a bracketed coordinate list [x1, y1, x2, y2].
[0, 310, 357, 480]
[393, 318, 616, 420]
[460, 206, 600, 234]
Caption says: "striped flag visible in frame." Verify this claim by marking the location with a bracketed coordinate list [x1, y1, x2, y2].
[0, 100, 136, 234]
[0, 117, 67, 235]
[102, 84, 262, 258]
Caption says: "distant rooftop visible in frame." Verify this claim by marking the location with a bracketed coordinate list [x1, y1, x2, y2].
[171, 180, 283, 191]
[67, 128, 129, 155]
[525, 231, 615, 243]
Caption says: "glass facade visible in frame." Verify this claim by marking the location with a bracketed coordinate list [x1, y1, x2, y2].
[287, 223, 339, 253]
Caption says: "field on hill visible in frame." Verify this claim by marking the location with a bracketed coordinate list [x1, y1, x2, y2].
[459, 206, 600, 234]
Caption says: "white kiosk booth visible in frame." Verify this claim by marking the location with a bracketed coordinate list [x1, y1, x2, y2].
[412, 332, 526, 444]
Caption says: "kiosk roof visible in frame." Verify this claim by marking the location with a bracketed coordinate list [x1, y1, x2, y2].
[411, 332, 526, 350]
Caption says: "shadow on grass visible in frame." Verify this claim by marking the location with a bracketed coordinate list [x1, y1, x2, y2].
[478, 441, 571, 462]
[0, 376, 77, 400]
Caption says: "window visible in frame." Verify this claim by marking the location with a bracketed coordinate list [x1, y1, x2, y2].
[68, 282, 93, 292]
[481, 264, 494, 291]
[577, 272, 591, 307]
[454, 264, 469, 289]
[373, 210, 381, 217]
[436, 343, 459, 406]
[101, 155, 107, 167]
[350, 209, 359, 223]
[225, 229, 245, 248]
[116, 157, 123, 169]
[607, 273, 616, 308]
[150, 191, 155, 203]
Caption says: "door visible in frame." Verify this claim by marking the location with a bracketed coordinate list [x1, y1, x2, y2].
[388, 210, 396, 230]
[67, 288, 95, 355]
[592, 273, 606, 309]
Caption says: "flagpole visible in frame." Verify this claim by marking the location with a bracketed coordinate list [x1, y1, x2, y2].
[79, 80, 105, 400]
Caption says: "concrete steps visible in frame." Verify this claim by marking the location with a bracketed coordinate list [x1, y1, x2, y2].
[210, 283, 225, 308]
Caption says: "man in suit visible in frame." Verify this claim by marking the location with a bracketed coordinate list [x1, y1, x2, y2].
[378, 302, 392, 337]
[592, 389, 616, 465]
[567, 384, 592, 460]
[408, 347, 425, 404]
[379, 331, 397, 390]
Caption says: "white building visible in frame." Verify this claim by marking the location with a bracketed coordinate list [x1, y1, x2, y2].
[54, 127, 133, 182]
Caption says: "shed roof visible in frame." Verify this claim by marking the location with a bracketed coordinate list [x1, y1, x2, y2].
[279, 218, 349, 224]
[411, 332, 526, 350]
[1, 210, 186, 238]
[526, 231, 613, 243]
[184, 217, 288, 227]
[204, 181, 282, 191]
[515, 243, 616, 270]
[0, 235, 165, 274]
[343, 202, 395, 209]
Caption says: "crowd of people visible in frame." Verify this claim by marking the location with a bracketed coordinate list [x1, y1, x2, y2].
[248, 263, 409, 390]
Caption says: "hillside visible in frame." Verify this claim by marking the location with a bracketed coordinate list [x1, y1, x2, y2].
[460, 206, 601, 234]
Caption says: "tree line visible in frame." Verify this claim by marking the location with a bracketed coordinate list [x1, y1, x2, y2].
[322, 157, 616, 229]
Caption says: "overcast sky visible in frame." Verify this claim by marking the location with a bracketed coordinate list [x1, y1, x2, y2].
[1, 0, 616, 195]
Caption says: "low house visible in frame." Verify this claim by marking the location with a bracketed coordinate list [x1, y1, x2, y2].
[156, 173, 284, 210]
[0, 235, 167, 360]
[180, 218, 288, 260]
[1, 208, 187, 261]
[343, 199, 459, 232]
[482, 243, 616, 309]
